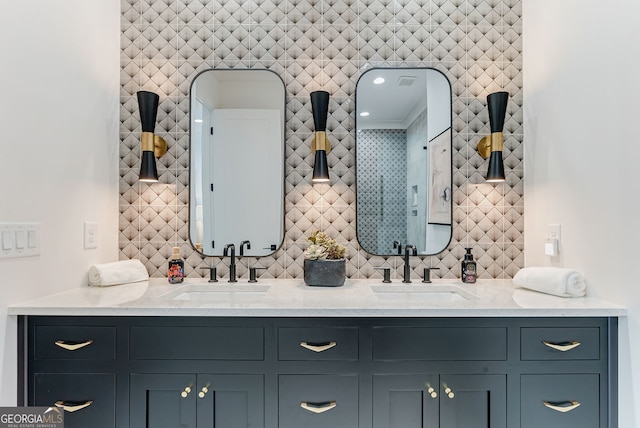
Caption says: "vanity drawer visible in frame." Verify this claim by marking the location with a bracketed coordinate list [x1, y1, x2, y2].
[35, 326, 116, 360]
[130, 326, 264, 360]
[373, 326, 507, 361]
[278, 327, 359, 361]
[279, 374, 359, 428]
[521, 327, 600, 360]
[33, 373, 115, 428]
[521, 374, 600, 428]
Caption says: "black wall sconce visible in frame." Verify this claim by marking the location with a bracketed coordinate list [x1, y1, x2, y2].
[310, 90, 331, 184]
[476, 91, 509, 183]
[137, 90, 168, 182]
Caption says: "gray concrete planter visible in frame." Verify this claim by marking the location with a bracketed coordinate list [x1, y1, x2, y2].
[303, 259, 346, 287]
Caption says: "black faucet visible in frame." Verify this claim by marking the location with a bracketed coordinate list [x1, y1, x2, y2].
[393, 240, 402, 255]
[223, 243, 237, 283]
[403, 244, 417, 283]
[239, 240, 251, 256]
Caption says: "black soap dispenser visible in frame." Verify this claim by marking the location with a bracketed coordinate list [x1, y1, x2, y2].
[461, 247, 477, 284]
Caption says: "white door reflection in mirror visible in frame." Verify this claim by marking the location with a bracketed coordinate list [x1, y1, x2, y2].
[356, 68, 452, 256]
[189, 70, 285, 256]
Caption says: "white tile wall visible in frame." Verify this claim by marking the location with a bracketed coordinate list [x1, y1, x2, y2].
[119, 0, 524, 281]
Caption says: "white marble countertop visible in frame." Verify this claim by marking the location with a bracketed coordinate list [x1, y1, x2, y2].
[8, 278, 626, 317]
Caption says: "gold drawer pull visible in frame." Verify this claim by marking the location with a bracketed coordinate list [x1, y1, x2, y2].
[54, 400, 93, 413]
[300, 341, 337, 353]
[300, 401, 337, 414]
[54, 340, 94, 351]
[542, 341, 581, 352]
[542, 400, 581, 413]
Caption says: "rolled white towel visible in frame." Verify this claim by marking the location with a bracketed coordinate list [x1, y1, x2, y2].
[512, 267, 586, 298]
[88, 259, 149, 287]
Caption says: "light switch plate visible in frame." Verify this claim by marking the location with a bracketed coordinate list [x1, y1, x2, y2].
[0, 223, 41, 258]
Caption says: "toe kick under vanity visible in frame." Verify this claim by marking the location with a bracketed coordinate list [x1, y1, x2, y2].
[10, 279, 625, 428]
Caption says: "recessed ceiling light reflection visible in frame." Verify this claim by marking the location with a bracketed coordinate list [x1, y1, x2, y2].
[373, 77, 385, 84]
[360, 112, 370, 117]
[194, 119, 203, 123]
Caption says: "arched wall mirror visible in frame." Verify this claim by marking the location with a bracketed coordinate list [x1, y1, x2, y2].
[189, 69, 285, 256]
[356, 68, 453, 256]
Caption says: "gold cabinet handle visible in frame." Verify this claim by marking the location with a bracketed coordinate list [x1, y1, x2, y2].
[542, 400, 581, 413]
[181, 386, 192, 398]
[542, 341, 581, 352]
[54, 400, 93, 413]
[198, 386, 209, 399]
[54, 340, 94, 351]
[300, 401, 337, 414]
[427, 387, 438, 399]
[444, 386, 455, 399]
[299, 341, 337, 353]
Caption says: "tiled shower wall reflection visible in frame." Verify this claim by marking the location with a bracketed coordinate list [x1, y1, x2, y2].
[119, 0, 524, 280]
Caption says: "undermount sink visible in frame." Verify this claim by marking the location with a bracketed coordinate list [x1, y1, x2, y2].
[370, 284, 478, 301]
[162, 284, 271, 301]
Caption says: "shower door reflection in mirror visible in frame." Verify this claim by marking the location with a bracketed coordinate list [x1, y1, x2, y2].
[356, 68, 452, 256]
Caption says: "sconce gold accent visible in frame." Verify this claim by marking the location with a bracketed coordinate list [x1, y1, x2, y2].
[137, 90, 168, 182]
[476, 132, 503, 158]
[141, 131, 168, 158]
[476, 91, 509, 183]
[311, 131, 332, 154]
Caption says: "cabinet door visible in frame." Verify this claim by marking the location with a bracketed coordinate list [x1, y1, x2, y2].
[196, 374, 263, 428]
[439, 375, 506, 428]
[373, 374, 439, 428]
[34, 373, 115, 428]
[130, 373, 197, 428]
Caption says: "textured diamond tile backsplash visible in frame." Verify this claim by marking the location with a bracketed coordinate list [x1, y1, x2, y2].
[119, 0, 524, 281]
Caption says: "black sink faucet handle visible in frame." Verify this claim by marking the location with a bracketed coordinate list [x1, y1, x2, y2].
[200, 266, 218, 283]
[249, 266, 267, 283]
[374, 267, 391, 283]
[422, 267, 440, 283]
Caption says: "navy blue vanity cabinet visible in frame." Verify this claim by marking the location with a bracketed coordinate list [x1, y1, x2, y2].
[20, 316, 616, 428]
[24, 318, 118, 428]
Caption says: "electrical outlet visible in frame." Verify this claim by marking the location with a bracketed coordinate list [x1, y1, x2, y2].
[84, 222, 98, 249]
[545, 224, 561, 256]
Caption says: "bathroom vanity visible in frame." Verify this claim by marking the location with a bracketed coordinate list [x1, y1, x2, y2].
[11, 279, 624, 428]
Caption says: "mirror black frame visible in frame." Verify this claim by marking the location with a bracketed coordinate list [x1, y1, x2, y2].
[188, 68, 286, 257]
[354, 67, 453, 256]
